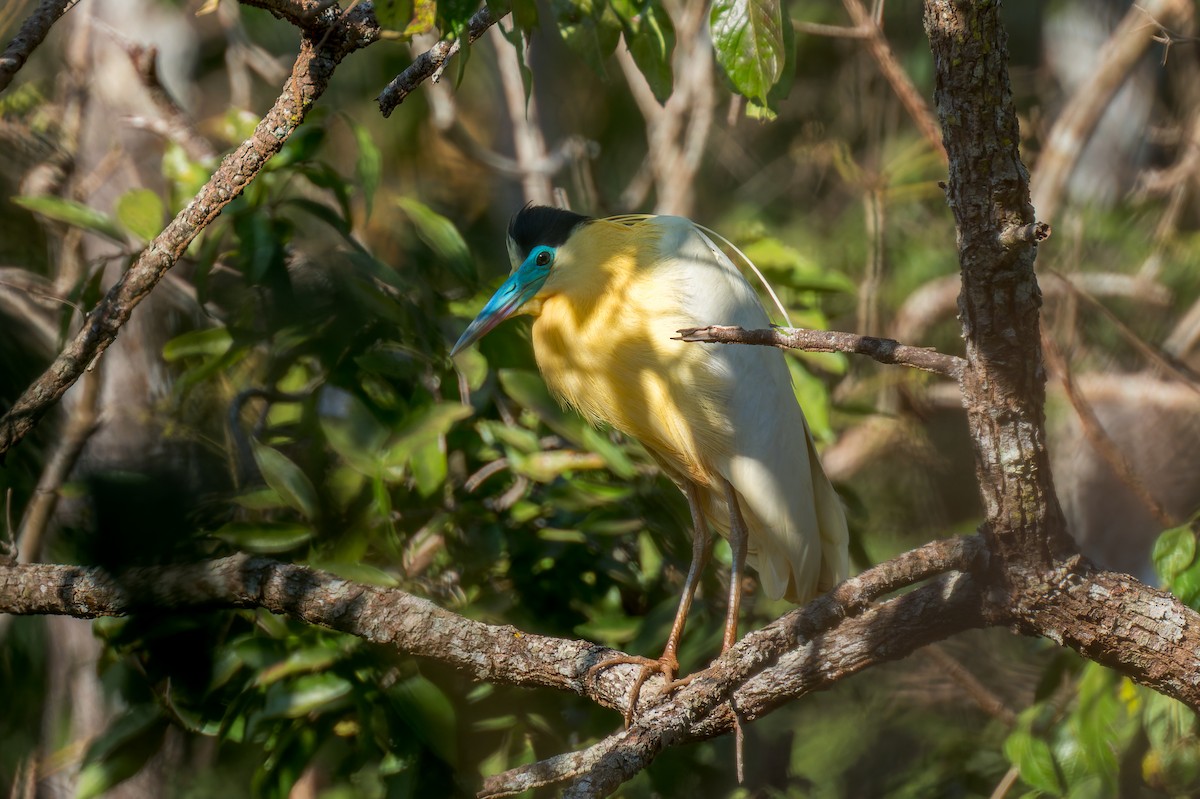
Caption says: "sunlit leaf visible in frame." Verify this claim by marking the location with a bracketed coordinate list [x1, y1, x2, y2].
[1005, 723, 1065, 796]
[396, 197, 473, 280]
[313, 561, 401, 587]
[711, 0, 788, 106]
[410, 439, 448, 496]
[1153, 522, 1198, 582]
[115, 188, 165, 243]
[374, 0, 415, 30]
[163, 327, 232, 361]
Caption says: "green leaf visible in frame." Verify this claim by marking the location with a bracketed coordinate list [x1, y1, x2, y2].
[711, 0, 787, 106]
[612, 0, 675, 102]
[162, 327, 232, 361]
[75, 707, 167, 799]
[162, 141, 210, 205]
[511, 449, 608, 482]
[262, 673, 354, 719]
[395, 197, 473, 280]
[250, 441, 320, 520]
[231, 487, 288, 511]
[115, 188, 165, 243]
[214, 521, 313, 553]
[1168, 558, 1200, 607]
[319, 387, 392, 474]
[254, 646, 345, 688]
[346, 116, 381, 222]
[374, 0, 415, 30]
[497, 369, 635, 478]
[391, 675, 458, 765]
[13, 195, 126, 243]
[284, 197, 352, 238]
[410, 439, 449, 496]
[511, 0, 539, 32]
[381, 403, 474, 479]
[313, 561, 401, 587]
[553, 0, 622, 76]
[1005, 726, 1065, 796]
[1154, 523, 1198, 582]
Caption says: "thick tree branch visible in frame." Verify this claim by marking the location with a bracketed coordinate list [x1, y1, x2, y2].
[924, 0, 1074, 576]
[0, 6, 379, 459]
[676, 324, 965, 379]
[376, 6, 503, 117]
[0, 0, 76, 94]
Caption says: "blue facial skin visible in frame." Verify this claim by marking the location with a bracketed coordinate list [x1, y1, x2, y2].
[450, 245, 556, 356]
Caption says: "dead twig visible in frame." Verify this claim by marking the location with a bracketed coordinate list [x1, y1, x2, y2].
[676, 324, 965, 379]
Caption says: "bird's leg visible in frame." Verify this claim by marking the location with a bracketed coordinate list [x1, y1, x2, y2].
[586, 480, 711, 723]
[721, 479, 749, 652]
[658, 480, 712, 681]
[722, 479, 750, 782]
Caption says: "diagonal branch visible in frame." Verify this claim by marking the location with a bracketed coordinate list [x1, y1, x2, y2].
[0, 0, 77, 94]
[376, 6, 504, 117]
[1031, 0, 1193, 222]
[0, 6, 380, 459]
[676, 324, 965, 379]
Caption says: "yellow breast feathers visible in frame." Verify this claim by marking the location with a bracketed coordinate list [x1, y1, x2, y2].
[527, 217, 735, 488]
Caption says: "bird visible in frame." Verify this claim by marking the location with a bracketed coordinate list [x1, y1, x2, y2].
[451, 206, 849, 693]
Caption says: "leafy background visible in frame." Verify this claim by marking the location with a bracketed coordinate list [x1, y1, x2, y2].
[1, 0, 1199, 797]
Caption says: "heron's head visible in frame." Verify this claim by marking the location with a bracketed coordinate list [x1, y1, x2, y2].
[450, 206, 591, 355]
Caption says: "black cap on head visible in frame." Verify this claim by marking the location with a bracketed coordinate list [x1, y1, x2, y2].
[507, 205, 591, 261]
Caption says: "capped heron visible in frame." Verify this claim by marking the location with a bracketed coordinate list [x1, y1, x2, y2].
[452, 206, 848, 690]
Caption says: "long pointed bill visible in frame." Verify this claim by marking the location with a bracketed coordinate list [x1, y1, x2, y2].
[450, 257, 550, 356]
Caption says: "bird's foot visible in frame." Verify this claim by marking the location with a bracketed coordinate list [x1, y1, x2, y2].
[586, 653, 690, 726]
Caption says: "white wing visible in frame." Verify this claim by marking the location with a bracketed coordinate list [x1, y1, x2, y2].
[652, 216, 849, 601]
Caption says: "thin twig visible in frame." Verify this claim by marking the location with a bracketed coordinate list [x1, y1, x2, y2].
[124, 43, 217, 162]
[376, 6, 503, 117]
[0, 0, 78, 94]
[676, 325, 965, 379]
[921, 644, 1017, 726]
[794, 20, 871, 38]
[1, 488, 14, 565]
[841, 0, 946, 162]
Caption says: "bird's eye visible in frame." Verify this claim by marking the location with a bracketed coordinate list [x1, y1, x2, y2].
[535, 250, 553, 267]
